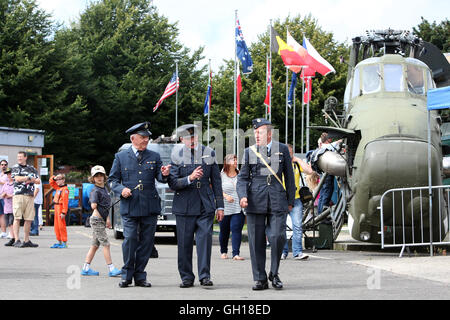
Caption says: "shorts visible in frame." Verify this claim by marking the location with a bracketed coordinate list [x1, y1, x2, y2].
[0, 199, 4, 215]
[90, 215, 110, 247]
[13, 195, 35, 221]
[4, 213, 14, 227]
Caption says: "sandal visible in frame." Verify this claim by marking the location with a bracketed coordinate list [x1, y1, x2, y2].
[221, 253, 228, 259]
[232, 255, 245, 260]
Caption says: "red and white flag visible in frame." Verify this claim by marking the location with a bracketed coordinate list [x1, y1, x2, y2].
[263, 56, 271, 115]
[302, 37, 335, 76]
[303, 76, 312, 104]
[153, 72, 179, 112]
[236, 74, 242, 116]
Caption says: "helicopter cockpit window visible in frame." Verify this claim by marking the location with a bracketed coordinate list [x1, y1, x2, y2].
[384, 64, 404, 92]
[406, 65, 425, 95]
[351, 68, 360, 99]
[362, 65, 381, 94]
[426, 70, 436, 90]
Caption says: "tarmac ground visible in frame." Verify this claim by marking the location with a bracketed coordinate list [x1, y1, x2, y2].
[1, 225, 449, 302]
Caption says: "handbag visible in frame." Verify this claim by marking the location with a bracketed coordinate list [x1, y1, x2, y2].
[295, 162, 313, 204]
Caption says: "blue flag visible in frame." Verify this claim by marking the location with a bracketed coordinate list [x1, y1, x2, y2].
[236, 19, 253, 74]
[287, 72, 298, 108]
[203, 84, 211, 116]
[203, 68, 212, 116]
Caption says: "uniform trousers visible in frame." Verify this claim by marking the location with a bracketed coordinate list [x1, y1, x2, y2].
[247, 212, 287, 281]
[121, 214, 157, 282]
[175, 212, 214, 283]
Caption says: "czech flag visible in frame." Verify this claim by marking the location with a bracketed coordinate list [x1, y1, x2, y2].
[302, 37, 335, 76]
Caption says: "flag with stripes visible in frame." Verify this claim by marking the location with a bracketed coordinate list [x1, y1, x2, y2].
[236, 74, 242, 115]
[264, 56, 271, 115]
[153, 72, 179, 112]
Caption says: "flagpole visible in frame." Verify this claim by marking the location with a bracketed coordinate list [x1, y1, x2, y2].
[233, 10, 237, 155]
[265, 54, 268, 119]
[301, 71, 305, 154]
[175, 61, 178, 137]
[293, 78, 296, 154]
[207, 59, 211, 147]
[269, 19, 272, 122]
[285, 66, 288, 145]
[306, 76, 310, 152]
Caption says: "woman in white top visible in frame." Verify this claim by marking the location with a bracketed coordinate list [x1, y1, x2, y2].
[219, 154, 245, 260]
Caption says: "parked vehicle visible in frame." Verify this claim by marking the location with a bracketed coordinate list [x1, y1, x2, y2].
[110, 142, 177, 239]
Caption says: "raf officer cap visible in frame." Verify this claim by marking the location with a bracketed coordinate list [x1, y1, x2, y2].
[252, 118, 272, 129]
[126, 121, 152, 137]
[176, 124, 199, 138]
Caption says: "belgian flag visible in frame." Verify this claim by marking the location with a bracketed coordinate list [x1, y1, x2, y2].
[270, 27, 304, 68]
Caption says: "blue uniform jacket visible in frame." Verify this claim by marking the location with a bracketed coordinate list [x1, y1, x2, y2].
[237, 141, 296, 214]
[168, 144, 224, 215]
[109, 147, 167, 217]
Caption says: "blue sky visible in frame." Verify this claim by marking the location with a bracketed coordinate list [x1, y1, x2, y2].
[36, 0, 449, 71]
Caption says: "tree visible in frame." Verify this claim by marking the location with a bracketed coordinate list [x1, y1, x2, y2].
[0, 0, 55, 128]
[413, 17, 450, 52]
[209, 15, 349, 152]
[0, 0, 95, 166]
[59, 0, 206, 168]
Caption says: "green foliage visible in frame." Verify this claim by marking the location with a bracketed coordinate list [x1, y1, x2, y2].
[2, 0, 445, 169]
[413, 17, 450, 52]
[56, 0, 206, 168]
[209, 15, 349, 152]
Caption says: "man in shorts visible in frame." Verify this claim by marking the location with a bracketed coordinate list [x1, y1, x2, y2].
[5, 152, 40, 248]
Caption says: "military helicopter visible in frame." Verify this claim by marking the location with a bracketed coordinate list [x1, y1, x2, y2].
[304, 29, 450, 243]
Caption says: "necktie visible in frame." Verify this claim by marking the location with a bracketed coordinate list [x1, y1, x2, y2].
[137, 150, 143, 163]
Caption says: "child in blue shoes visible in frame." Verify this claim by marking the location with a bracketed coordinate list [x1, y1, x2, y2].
[81, 166, 121, 277]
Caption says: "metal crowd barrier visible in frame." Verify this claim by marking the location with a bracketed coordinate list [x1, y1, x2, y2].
[379, 185, 450, 257]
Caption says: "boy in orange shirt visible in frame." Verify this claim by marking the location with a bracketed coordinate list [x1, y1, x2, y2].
[49, 174, 69, 248]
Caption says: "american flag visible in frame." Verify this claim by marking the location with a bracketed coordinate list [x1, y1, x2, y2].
[153, 72, 179, 112]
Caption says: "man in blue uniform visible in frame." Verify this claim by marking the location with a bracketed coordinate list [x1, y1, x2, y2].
[168, 124, 224, 288]
[109, 122, 171, 288]
[237, 118, 296, 290]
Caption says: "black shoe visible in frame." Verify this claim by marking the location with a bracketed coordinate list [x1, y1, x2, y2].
[4, 238, 15, 247]
[268, 272, 283, 290]
[150, 246, 159, 258]
[20, 240, 38, 248]
[13, 240, 22, 248]
[252, 280, 269, 291]
[119, 280, 132, 288]
[135, 280, 152, 287]
[180, 280, 194, 288]
[200, 278, 213, 286]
